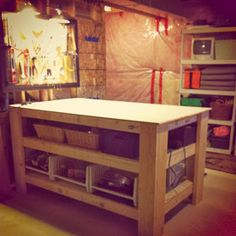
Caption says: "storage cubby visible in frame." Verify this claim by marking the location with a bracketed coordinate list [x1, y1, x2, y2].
[100, 129, 139, 159]
[88, 165, 138, 206]
[88, 165, 138, 207]
[166, 160, 187, 193]
[25, 149, 51, 176]
[51, 155, 90, 189]
[168, 123, 197, 150]
[208, 125, 230, 149]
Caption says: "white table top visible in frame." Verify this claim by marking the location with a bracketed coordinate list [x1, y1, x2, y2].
[12, 98, 210, 124]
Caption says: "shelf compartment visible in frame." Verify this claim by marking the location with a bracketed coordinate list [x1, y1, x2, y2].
[88, 165, 138, 207]
[23, 137, 139, 174]
[50, 155, 89, 189]
[180, 88, 236, 96]
[25, 172, 138, 220]
[167, 144, 195, 169]
[165, 179, 193, 213]
[25, 150, 51, 176]
[209, 101, 233, 121]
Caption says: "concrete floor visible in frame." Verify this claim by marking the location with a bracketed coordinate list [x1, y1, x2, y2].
[0, 168, 236, 236]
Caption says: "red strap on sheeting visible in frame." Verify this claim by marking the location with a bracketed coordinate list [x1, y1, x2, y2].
[150, 69, 156, 103]
[155, 17, 168, 35]
[164, 18, 168, 36]
[156, 18, 160, 33]
[158, 68, 164, 104]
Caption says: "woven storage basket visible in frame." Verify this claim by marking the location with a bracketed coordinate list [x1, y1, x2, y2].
[65, 129, 99, 150]
[33, 124, 65, 143]
[210, 101, 233, 120]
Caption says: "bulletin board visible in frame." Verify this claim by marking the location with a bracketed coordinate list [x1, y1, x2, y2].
[2, 11, 79, 90]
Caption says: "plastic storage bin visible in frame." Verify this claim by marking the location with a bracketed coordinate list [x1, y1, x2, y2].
[208, 135, 230, 149]
[181, 97, 204, 107]
[100, 129, 139, 159]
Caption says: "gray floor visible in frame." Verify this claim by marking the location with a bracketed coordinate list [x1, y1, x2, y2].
[165, 169, 236, 236]
[1, 169, 236, 236]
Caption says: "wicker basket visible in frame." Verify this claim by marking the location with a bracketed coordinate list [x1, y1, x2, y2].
[33, 124, 65, 143]
[65, 129, 99, 150]
[210, 101, 233, 120]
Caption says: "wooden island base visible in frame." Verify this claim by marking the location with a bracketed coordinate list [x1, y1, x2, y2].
[10, 98, 209, 236]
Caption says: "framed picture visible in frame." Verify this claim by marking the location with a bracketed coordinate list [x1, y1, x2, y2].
[2, 10, 79, 91]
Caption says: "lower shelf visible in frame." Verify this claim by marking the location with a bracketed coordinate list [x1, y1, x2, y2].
[25, 171, 193, 221]
[26, 166, 49, 176]
[207, 147, 232, 155]
[92, 185, 135, 201]
[165, 179, 193, 214]
[52, 175, 87, 187]
[25, 172, 138, 220]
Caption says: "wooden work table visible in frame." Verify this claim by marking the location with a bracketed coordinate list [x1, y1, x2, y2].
[9, 98, 210, 236]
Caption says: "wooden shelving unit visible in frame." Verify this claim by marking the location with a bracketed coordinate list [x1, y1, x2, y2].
[180, 26, 236, 155]
[9, 98, 209, 236]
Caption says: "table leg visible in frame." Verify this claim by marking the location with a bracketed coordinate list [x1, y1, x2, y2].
[9, 107, 26, 193]
[192, 111, 208, 204]
[138, 123, 168, 236]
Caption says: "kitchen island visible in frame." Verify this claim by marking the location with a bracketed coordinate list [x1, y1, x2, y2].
[9, 98, 210, 236]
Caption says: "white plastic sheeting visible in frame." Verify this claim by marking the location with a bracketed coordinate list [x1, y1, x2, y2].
[105, 11, 186, 104]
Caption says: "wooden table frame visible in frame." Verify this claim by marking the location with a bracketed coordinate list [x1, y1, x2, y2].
[9, 98, 209, 236]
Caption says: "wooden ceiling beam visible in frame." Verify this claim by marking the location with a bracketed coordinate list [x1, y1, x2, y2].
[101, 0, 185, 20]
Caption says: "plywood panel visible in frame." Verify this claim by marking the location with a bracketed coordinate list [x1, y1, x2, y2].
[11, 98, 210, 125]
